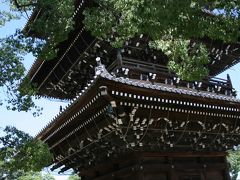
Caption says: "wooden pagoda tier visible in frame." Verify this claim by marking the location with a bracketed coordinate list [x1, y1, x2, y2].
[28, 34, 239, 100]
[26, 0, 240, 100]
[36, 63, 240, 179]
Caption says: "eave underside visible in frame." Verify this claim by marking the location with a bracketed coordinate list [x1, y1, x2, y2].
[25, 0, 240, 100]
[37, 76, 240, 174]
[27, 15, 240, 100]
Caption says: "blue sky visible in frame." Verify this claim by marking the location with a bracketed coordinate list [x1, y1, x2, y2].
[0, 14, 68, 137]
[0, 4, 70, 179]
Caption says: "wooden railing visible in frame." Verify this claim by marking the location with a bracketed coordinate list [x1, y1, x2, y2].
[107, 57, 236, 97]
[108, 57, 173, 76]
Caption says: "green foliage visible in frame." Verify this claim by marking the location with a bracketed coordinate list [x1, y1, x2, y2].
[30, 0, 75, 59]
[0, 0, 75, 112]
[0, 10, 19, 27]
[0, 126, 53, 179]
[0, 0, 21, 27]
[18, 172, 55, 180]
[68, 174, 81, 180]
[228, 149, 240, 180]
[84, 0, 240, 45]
[83, 0, 240, 80]
[150, 39, 209, 81]
[2, 0, 75, 60]
[0, 2, 38, 112]
[0, 34, 42, 114]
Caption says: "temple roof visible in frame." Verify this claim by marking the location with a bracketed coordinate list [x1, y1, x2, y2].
[25, 0, 240, 100]
[36, 64, 240, 174]
[27, 33, 240, 100]
[37, 66, 240, 141]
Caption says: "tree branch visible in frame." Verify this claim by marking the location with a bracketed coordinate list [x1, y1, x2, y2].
[12, 0, 37, 10]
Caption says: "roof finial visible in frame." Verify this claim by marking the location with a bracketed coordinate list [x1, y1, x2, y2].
[96, 57, 102, 66]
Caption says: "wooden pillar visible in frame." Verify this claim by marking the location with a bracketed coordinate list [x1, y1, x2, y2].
[168, 165, 177, 180]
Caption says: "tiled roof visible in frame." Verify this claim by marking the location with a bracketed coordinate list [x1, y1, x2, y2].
[99, 65, 240, 103]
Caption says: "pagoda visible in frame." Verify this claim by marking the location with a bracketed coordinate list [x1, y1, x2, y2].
[27, 1, 240, 180]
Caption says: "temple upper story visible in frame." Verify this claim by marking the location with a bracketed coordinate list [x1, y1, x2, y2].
[24, 1, 240, 101]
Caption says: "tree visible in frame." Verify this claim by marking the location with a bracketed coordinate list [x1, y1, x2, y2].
[83, 0, 240, 81]
[228, 149, 240, 180]
[0, 0, 74, 112]
[18, 172, 55, 180]
[68, 174, 81, 180]
[0, 126, 53, 179]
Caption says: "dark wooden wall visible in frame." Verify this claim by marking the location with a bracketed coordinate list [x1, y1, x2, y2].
[80, 152, 230, 180]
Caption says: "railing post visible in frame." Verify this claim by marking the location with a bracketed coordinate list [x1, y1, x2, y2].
[117, 49, 123, 66]
[227, 74, 233, 89]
